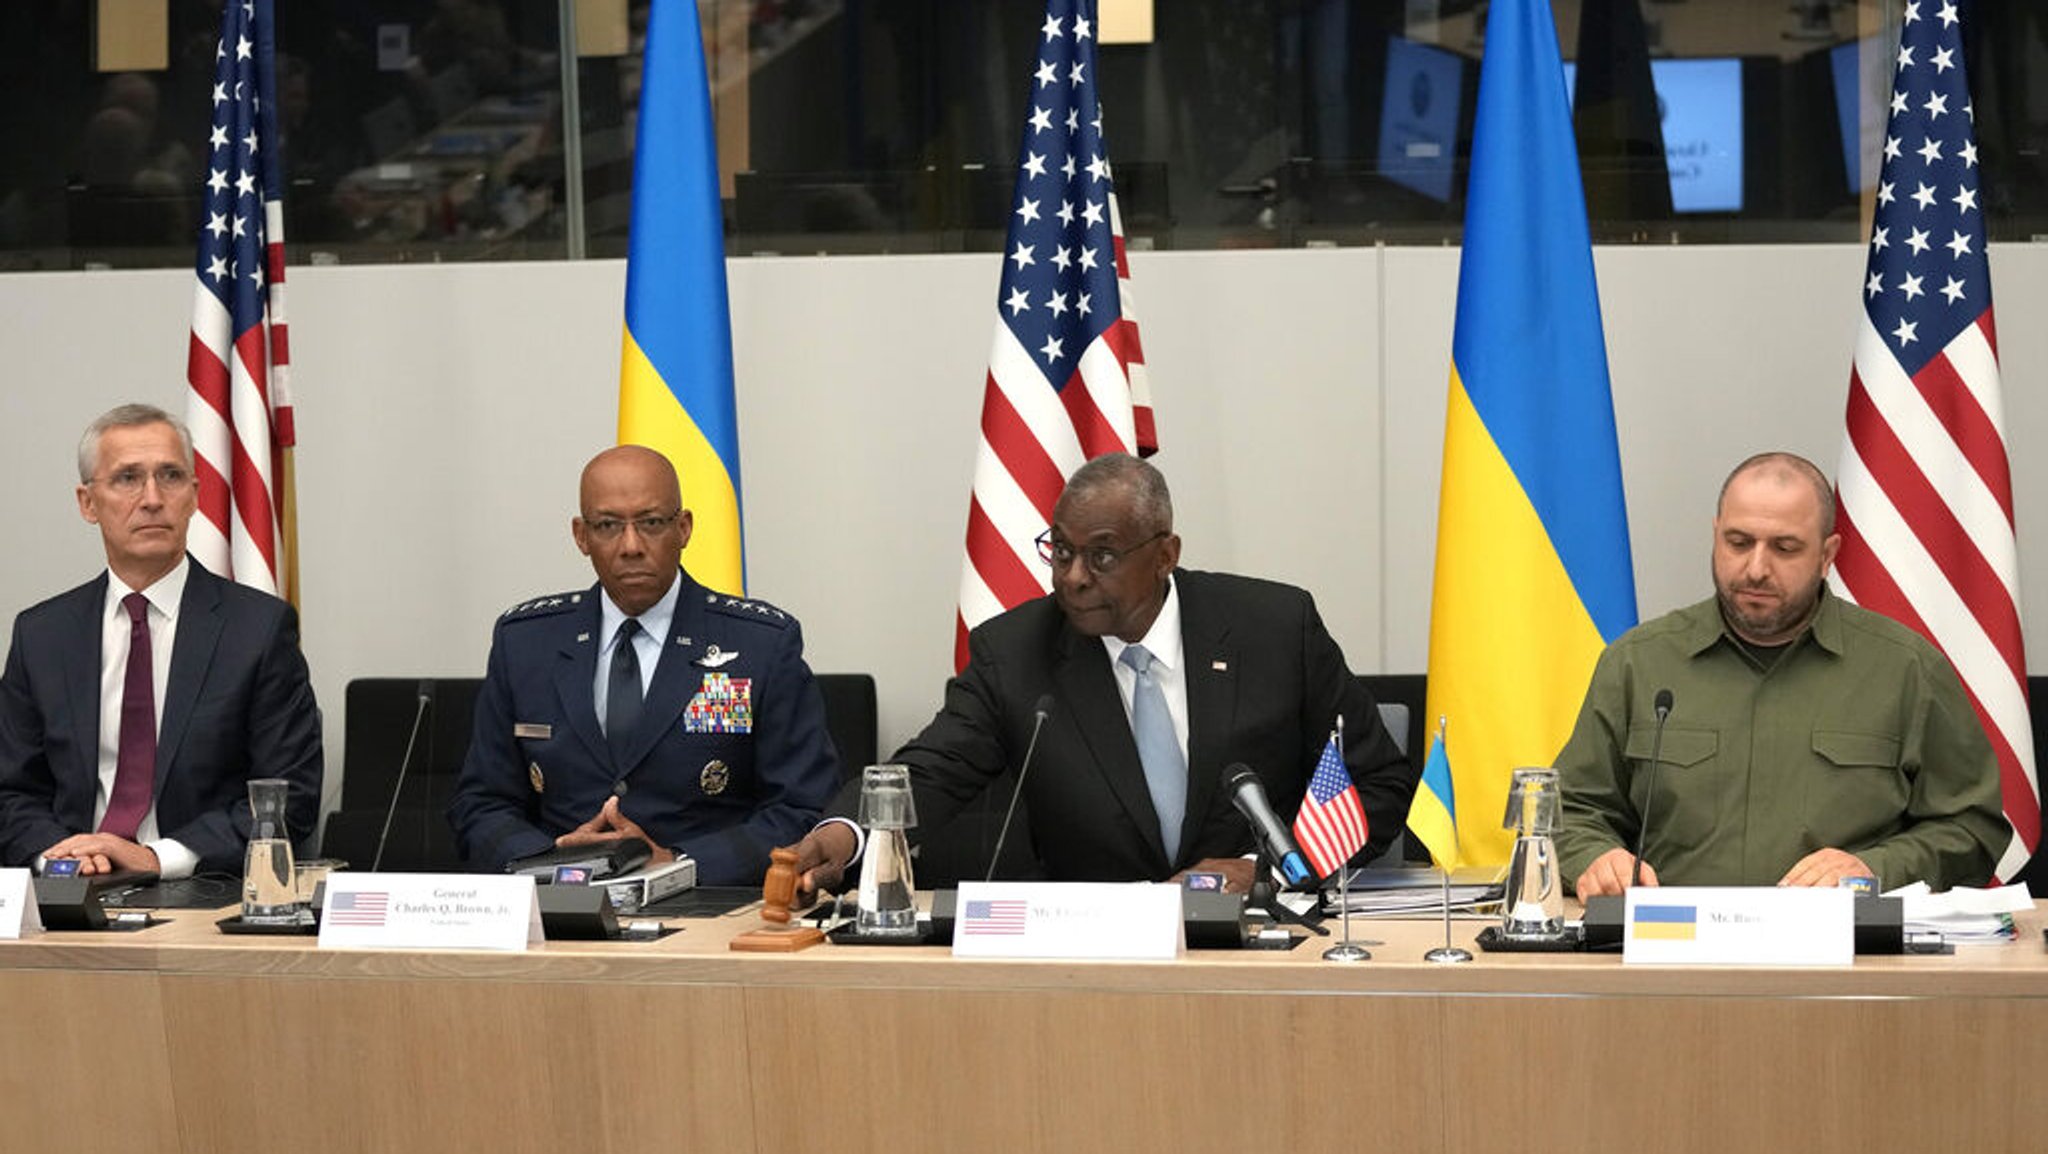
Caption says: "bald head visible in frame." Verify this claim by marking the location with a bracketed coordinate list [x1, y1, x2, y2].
[1711, 451, 1841, 645]
[573, 445, 692, 615]
[581, 444, 679, 512]
[1055, 452, 1173, 536]
[1718, 451, 1835, 538]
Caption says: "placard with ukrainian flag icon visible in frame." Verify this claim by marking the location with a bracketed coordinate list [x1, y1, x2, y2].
[1623, 887, 1854, 966]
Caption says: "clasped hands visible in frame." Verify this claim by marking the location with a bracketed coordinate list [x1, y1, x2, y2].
[1573, 845, 1874, 897]
[554, 795, 675, 865]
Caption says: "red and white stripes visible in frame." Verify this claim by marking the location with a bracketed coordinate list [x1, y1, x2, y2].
[1835, 311, 2037, 880]
[186, 223, 291, 597]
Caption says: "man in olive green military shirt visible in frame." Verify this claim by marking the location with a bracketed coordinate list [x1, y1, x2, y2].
[1557, 452, 2007, 896]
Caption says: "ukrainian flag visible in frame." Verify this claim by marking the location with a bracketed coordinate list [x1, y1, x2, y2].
[1425, 0, 1637, 867]
[619, 0, 745, 595]
[1408, 730, 1461, 871]
[1631, 905, 1698, 941]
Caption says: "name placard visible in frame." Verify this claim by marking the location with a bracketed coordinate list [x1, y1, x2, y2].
[951, 881, 1182, 960]
[319, 874, 540, 951]
[0, 868, 41, 939]
[1624, 886, 1853, 966]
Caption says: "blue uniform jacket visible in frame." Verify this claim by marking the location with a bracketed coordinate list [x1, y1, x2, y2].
[448, 570, 840, 886]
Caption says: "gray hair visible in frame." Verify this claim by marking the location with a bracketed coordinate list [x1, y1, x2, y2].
[1719, 451, 1836, 538]
[78, 403, 195, 483]
[1059, 452, 1173, 535]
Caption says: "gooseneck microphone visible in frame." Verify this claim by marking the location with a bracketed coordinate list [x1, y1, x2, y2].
[372, 679, 436, 873]
[1629, 688, 1675, 888]
[1226, 765, 1314, 887]
[985, 694, 1056, 884]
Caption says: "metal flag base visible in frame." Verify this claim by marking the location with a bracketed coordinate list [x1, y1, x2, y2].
[1322, 833, 1371, 963]
[1423, 863, 1471, 962]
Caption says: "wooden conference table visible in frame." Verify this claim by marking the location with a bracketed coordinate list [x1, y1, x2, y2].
[2, 898, 2044, 1154]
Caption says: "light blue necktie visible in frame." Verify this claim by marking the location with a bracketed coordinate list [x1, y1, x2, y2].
[1120, 644, 1185, 862]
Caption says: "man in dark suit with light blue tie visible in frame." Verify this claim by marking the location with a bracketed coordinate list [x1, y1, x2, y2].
[447, 445, 839, 887]
[790, 453, 1416, 896]
[0, 404, 323, 878]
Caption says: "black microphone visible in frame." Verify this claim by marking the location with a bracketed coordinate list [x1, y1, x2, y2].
[1629, 688, 1674, 888]
[985, 694, 1055, 884]
[1226, 765, 1314, 887]
[371, 679, 436, 873]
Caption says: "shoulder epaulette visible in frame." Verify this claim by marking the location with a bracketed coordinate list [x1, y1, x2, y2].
[499, 591, 586, 621]
[700, 590, 793, 627]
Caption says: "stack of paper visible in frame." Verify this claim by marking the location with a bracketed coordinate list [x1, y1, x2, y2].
[1885, 881, 2033, 945]
[1321, 867, 1504, 918]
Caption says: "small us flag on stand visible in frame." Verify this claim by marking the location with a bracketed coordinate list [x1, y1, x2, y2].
[1831, 0, 2037, 880]
[185, 0, 298, 603]
[1293, 732, 1369, 880]
[953, 0, 1154, 671]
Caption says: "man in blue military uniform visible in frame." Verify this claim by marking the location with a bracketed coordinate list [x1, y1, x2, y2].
[448, 445, 839, 886]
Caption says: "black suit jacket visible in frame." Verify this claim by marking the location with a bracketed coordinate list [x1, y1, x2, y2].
[852, 569, 1416, 882]
[0, 559, 324, 873]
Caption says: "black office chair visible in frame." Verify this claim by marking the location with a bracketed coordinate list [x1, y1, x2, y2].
[1359, 674, 1428, 865]
[2022, 677, 2048, 893]
[811, 671, 1034, 886]
[319, 678, 480, 871]
[814, 673, 878, 776]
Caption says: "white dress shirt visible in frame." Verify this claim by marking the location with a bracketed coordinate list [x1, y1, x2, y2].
[1099, 578, 1191, 767]
[592, 575, 680, 735]
[89, 557, 199, 879]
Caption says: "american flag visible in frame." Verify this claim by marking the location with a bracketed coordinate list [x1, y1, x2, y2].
[1292, 732, 1368, 880]
[961, 899, 1029, 936]
[1832, 1, 2036, 881]
[327, 890, 390, 927]
[954, 0, 1154, 671]
[185, 0, 296, 601]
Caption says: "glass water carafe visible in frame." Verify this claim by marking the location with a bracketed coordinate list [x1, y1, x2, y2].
[241, 778, 299, 923]
[1500, 767, 1564, 940]
[856, 764, 919, 936]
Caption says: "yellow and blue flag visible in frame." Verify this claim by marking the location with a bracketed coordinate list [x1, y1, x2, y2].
[1407, 731, 1460, 871]
[1630, 904, 1698, 941]
[619, 0, 744, 595]
[1425, 0, 1637, 867]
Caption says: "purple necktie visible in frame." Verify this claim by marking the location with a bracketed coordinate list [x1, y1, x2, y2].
[100, 592, 155, 840]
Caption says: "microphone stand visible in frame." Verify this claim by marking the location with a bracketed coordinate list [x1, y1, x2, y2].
[372, 685, 433, 873]
[1246, 852, 1329, 942]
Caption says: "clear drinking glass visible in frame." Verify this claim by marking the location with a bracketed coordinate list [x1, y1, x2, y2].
[241, 778, 299, 924]
[1500, 766, 1565, 940]
[855, 764, 919, 937]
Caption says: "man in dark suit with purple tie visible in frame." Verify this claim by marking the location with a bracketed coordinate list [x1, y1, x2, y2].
[0, 404, 323, 878]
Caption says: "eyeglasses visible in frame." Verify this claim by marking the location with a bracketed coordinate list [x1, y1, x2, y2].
[93, 465, 193, 496]
[582, 512, 682, 541]
[1036, 529, 1167, 576]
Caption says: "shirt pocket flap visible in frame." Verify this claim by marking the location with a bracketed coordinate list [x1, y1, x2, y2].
[1623, 726, 1717, 768]
[1812, 730, 1902, 769]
